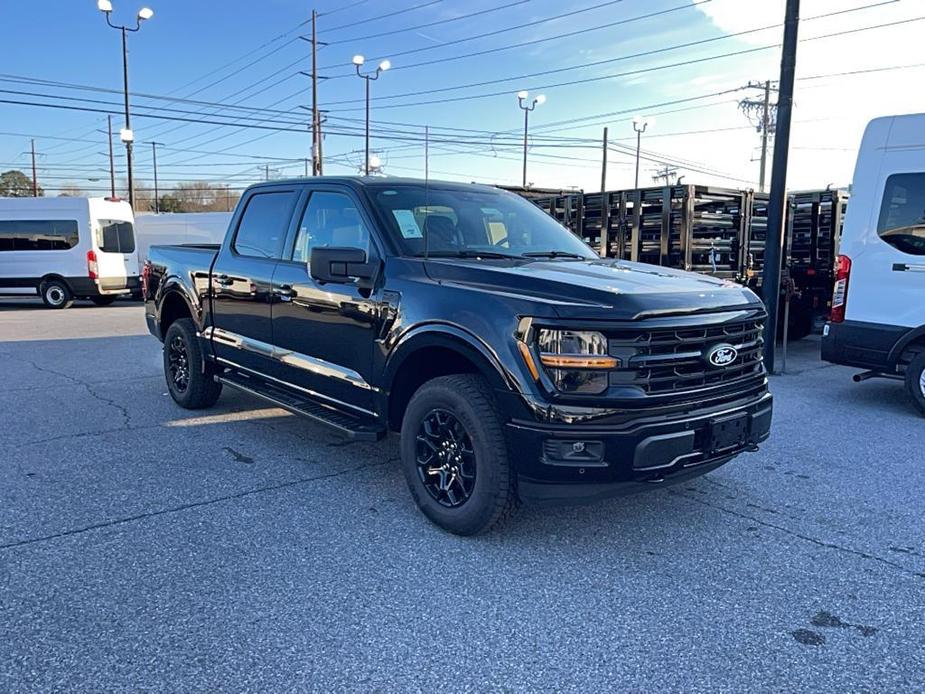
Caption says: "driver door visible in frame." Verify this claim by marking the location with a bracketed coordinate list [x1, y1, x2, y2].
[269, 186, 382, 415]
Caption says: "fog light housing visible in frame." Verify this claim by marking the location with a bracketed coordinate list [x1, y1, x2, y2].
[537, 329, 618, 394]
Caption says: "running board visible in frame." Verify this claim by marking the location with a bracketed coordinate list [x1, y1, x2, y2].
[217, 371, 385, 441]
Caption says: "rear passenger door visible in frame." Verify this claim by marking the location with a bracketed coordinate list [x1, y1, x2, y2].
[209, 187, 300, 376]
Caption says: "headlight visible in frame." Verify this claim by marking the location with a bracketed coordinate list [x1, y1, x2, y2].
[535, 329, 618, 394]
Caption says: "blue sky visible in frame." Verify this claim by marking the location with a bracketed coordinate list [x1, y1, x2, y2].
[1, 0, 924, 196]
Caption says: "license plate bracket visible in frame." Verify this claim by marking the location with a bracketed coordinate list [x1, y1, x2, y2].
[708, 412, 749, 453]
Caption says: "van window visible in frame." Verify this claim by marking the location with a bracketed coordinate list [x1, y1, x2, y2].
[0, 219, 79, 251]
[234, 191, 296, 259]
[291, 191, 370, 263]
[877, 173, 925, 255]
[97, 220, 136, 254]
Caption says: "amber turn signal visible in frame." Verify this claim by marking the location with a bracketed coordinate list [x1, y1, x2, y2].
[539, 354, 620, 369]
[517, 341, 541, 380]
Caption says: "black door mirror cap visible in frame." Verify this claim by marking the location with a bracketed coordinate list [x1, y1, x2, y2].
[310, 246, 376, 285]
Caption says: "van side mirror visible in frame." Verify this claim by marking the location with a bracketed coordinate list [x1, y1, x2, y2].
[310, 246, 376, 286]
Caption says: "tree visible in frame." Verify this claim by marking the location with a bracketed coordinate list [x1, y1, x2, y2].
[172, 181, 240, 212]
[0, 169, 43, 197]
[58, 184, 86, 198]
[157, 194, 183, 213]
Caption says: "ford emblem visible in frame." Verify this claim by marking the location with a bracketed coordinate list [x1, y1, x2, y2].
[706, 343, 738, 367]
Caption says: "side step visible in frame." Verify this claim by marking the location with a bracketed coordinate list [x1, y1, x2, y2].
[217, 370, 386, 441]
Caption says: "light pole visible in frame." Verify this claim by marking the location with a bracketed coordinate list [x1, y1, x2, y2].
[516, 91, 545, 188]
[632, 116, 654, 189]
[353, 55, 390, 176]
[97, 0, 154, 209]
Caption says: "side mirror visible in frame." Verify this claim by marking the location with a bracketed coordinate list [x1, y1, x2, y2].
[310, 246, 376, 286]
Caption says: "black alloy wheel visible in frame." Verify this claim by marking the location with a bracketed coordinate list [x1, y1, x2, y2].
[167, 333, 191, 394]
[415, 408, 477, 508]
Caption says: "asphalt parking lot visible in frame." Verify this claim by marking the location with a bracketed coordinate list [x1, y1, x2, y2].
[1, 298, 923, 692]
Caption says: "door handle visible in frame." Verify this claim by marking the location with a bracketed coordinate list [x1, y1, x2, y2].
[275, 284, 296, 301]
[214, 274, 233, 286]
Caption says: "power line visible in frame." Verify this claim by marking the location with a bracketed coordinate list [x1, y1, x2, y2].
[328, 9, 924, 112]
[324, 1, 706, 77]
[325, 0, 899, 107]
[326, 0, 530, 45]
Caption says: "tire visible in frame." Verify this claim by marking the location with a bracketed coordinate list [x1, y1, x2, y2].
[90, 296, 117, 306]
[163, 318, 222, 409]
[904, 350, 925, 418]
[400, 374, 518, 535]
[40, 279, 74, 309]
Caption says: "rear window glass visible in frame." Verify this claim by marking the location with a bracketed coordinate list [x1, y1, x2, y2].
[0, 219, 79, 251]
[877, 173, 925, 256]
[97, 220, 135, 254]
[233, 191, 296, 259]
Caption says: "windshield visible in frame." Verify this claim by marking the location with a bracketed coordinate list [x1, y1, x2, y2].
[369, 184, 596, 259]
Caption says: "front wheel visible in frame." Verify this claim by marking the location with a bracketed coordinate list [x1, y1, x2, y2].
[40, 279, 74, 309]
[904, 350, 925, 418]
[163, 318, 222, 409]
[400, 374, 518, 535]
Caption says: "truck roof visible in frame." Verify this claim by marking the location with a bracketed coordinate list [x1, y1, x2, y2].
[244, 176, 508, 195]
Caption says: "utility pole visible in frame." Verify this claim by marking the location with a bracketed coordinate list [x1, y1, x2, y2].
[600, 127, 609, 259]
[600, 127, 608, 192]
[151, 141, 160, 213]
[739, 80, 777, 193]
[310, 9, 319, 175]
[305, 158, 309, 177]
[759, 80, 771, 193]
[516, 91, 545, 188]
[425, 125, 429, 180]
[632, 117, 650, 189]
[762, 0, 800, 371]
[265, 165, 270, 181]
[30, 139, 38, 197]
[107, 115, 116, 199]
[651, 165, 679, 186]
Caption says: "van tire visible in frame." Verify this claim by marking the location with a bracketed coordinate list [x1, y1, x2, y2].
[400, 374, 518, 535]
[90, 296, 117, 306]
[40, 279, 74, 309]
[904, 351, 925, 417]
[163, 318, 222, 409]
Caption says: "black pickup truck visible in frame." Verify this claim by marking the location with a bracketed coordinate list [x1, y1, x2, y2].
[144, 177, 772, 534]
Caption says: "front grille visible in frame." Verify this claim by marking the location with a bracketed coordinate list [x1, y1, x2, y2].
[607, 317, 765, 396]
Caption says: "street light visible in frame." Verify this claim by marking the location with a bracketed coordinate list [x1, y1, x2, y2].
[516, 91, 545, 188]
[632, 115, 654, 189]
[353, 55, 390, 176]
[97, 1, 154, 208]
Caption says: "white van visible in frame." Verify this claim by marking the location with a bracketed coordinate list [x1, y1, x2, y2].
[822, 113, 925, 416]
[0, 196, 139, 308]
[133, 211, 231, 271]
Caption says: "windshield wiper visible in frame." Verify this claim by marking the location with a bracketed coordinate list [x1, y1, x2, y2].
[416, 250, 523, 259]
[521, 250, 588, 259]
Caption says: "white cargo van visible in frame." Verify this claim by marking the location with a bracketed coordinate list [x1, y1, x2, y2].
[822, 113, 925, 416]
[133, 211, 231, 271]
[0, 197, 139, 308]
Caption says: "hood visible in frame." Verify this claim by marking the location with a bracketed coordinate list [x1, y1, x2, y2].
[424, 257, 762, 320]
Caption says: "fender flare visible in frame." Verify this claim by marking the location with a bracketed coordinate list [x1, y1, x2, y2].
[157, 277, 202, 333]
[383, 323, 514, 394]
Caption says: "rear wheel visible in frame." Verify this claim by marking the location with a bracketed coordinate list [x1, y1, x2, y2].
[400, 374, 517, 535]
[40, 279, 74, 309]
[90, 296, 117, 306]
[904, 350, 925, 417]
[163, 318, 222, 409]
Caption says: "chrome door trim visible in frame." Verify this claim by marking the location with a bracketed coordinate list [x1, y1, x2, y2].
[204, 326, 376, 392]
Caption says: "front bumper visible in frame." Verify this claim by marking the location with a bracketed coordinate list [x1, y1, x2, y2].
[506, 391, 772, 505]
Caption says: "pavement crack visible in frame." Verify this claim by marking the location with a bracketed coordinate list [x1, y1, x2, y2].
[0, 459, 393, 552]
[675, 491, 923, 580]
[9, 356, 133, 428]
